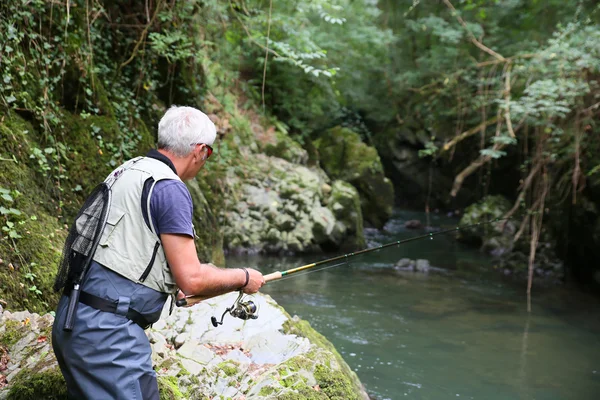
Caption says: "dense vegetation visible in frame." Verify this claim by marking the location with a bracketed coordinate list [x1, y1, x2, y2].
[1, 0, 599, 313]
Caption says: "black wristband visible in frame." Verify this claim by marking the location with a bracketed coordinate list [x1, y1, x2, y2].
[239, 268, 249, 290]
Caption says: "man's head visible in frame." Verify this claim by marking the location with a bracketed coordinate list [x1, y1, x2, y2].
[157, 105, 217, 180]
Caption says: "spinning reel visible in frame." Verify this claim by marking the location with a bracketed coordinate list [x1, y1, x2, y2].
[211, 291, 259, 327]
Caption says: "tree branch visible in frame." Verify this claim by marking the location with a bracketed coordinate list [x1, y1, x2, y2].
[503, 62, 516, 138]
[442, 116, 498, 152]
[120, 0, 164, 69]
[441, 0, 505, 61]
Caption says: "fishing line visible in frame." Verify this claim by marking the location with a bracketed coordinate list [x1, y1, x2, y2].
[270, 261, 349, 283]
[177, 218, 510, 316]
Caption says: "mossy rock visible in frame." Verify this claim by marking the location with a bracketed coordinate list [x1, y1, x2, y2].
[326, 181, 365, 251]
[458, 195, 514, 245]
[263, 129, 309, 165]
[6, 367, 67, 400]
[282, 316, 365, 398]
[185, 178, 225, 266]
[0, 113, 65, 313]
[158, 375, 185, 400]
[314, 126, 393, 228]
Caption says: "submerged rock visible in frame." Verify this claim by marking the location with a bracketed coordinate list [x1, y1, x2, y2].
[404, 219, 422, 229]
[0, 294, 369, 400]
[394, 258, 446, 274]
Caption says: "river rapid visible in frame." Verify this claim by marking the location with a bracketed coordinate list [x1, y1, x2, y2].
[226, 210, 600, 400]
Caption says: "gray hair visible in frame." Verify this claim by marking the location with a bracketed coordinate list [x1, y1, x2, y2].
[157, 105, 217, 157]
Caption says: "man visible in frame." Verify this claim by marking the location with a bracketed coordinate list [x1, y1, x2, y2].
[52, 105, 265, 399]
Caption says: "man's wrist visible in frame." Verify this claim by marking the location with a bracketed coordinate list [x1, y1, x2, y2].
[239, 268, 249, 290]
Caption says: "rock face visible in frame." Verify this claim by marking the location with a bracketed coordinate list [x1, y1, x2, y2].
[457, 195, 516, 256]
[220, 154, 365, 254]
[0, 296, 369, 400]
[313, 126, 394, 229]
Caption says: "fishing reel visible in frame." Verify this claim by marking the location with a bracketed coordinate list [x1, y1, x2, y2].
[211, 291, 259, 327]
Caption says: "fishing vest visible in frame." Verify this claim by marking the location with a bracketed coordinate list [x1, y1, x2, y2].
[93, 156, 182, 294]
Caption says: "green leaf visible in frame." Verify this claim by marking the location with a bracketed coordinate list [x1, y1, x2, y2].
[1, 193, 13, 202]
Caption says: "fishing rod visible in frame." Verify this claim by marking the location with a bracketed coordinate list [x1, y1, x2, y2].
[176, 218, 509, 325]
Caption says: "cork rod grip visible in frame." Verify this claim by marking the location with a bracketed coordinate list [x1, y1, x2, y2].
[176, 271, 282, 307]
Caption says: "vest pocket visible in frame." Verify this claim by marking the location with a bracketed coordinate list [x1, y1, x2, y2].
[139, 241, 160, 282]
[98, 209, 125, 247]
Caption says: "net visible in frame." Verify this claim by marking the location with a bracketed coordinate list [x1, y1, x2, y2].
[53, 183, 111, 292]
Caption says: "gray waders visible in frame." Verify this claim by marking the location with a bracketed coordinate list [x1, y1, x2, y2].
[52, 262, 168, 399]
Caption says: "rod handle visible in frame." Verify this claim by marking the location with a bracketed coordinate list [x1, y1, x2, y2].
[264, 271, 282, 282]
[63, 285, 81, 332]
[176, 293, 218, 308]
[177, 271, 282, 308]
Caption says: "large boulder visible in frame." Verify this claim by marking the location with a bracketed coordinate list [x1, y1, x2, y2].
[457, 195, 516, 256]
[313, 126, 394, 229]
[221, 155, 365, 254]
[0, 296, 369, 400]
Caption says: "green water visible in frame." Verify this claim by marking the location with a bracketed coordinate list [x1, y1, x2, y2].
[226, 210, 600, 400]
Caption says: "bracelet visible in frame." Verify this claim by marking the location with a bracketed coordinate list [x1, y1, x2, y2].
[239, 268, 249, 290]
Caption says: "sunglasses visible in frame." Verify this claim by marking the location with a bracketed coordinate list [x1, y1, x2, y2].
[190, 143, 213, 158]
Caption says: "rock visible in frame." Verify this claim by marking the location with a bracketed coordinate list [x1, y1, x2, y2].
[0, 296, 370, 399]
[415, 259, 431, 273]
[395, 258, 415, 271]
[314, 126, 394, 228]
[457, 195, 517, 258]
[311, 207, 336, 244]
[395, 258, 437, 274]
[404, 219, 422, 229]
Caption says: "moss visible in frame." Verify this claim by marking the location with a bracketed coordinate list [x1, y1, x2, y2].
[6, 367, 67, 400]
[458, 195, 513, 245]
[0, 113, 65, 313]
[313, 364, 359, 400]
[328, 181, 365, 250]
[282, 317, 364, 397]
[258, 385, 278, 396]
[216, 360, 239, 377]
[186, 178, 225, 266]
[281, 354, 314, 374]
[277, 386, 328, 400]
[0, 320, 24, 346]
[263, 129, 308, 164]
[0, 107, 158, 313]
[313, 126, 393, 228]
[158, 375, 185, 400]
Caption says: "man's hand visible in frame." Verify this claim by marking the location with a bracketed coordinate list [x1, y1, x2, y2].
[242, 268, 265, 294]
[162, 233, 266, 298]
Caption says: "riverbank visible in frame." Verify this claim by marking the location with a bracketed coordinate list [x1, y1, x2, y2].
[0, 294, 369, 399]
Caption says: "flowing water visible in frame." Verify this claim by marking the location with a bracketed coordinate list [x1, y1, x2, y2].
[226, 210, 600, 400]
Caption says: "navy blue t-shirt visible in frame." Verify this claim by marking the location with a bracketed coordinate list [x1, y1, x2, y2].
[147, 179, 194, 238]
[141, 149, 194, 238]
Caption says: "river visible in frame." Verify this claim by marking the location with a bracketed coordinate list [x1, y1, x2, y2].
[226, 210, 600, 400]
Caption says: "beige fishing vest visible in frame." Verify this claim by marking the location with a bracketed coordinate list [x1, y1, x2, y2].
[93, 157, 183, 294]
